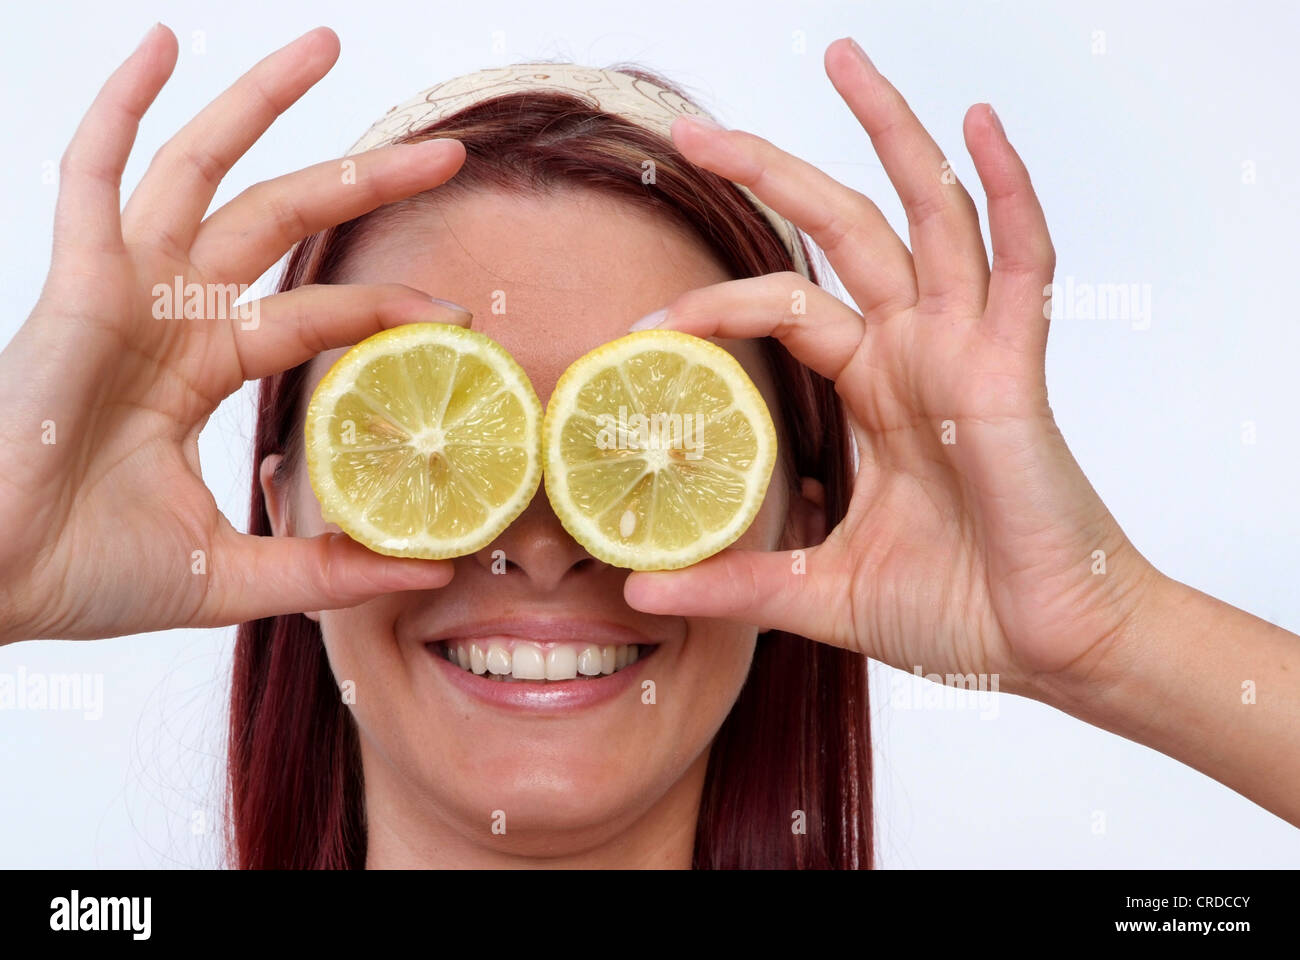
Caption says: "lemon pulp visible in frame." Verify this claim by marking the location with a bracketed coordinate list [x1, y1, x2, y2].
[543, 330, 777, 570]
[305, 323, 542, 559]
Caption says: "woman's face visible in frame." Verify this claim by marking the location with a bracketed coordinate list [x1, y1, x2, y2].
[264, 188, 812, 866]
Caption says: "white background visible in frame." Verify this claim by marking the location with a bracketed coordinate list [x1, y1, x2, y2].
[1, 0, 1297, 867]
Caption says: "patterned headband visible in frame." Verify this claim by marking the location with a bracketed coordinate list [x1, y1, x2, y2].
[346, 63, 811, 278]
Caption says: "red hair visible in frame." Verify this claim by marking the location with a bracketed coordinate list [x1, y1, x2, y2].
[228, 68, 872, 869]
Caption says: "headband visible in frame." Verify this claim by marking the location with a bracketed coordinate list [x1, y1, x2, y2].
[346, 63, 811, 278]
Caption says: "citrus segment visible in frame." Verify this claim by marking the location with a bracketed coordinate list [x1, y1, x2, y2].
[305, 323, 542, 558]
[543, 330, 777, 570]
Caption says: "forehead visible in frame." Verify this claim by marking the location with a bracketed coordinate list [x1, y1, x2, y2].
[310, 188, 767, 403]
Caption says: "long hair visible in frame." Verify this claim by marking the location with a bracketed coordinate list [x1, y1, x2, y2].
[228, 68, 871, 869]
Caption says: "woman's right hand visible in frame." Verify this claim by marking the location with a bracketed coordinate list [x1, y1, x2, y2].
[624, 39, 1161, 703]
[0, 25, 466, 644]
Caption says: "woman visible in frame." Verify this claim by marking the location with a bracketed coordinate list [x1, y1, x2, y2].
[0, 25, 1295, 868]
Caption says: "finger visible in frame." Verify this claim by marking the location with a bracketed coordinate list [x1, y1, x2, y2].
[964, 104, 1056, 351]
[824, 38, 989, 312]
[632, 272, 866, 382]
[669, 116, 916, 319]
[123, 27, 340, 253]
[223, 283, 473, 387]
[624, 545, 850, 646]
[53, 23, 178, 257]
[206, 529, 454, 625]
[189, 138, 466, 282]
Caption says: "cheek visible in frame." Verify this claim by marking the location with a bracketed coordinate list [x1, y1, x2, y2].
[680, 618, 758, 722]
[289, 466, 332, 536]
[318, 602, 410, 742]
[733, 472, 791, 553]
[671, 619, 757, 775]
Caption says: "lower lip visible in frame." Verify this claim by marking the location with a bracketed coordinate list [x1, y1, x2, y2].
[426, 644, 655, 713]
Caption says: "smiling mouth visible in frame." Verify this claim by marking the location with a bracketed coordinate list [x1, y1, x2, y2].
[430, 639, 655, 682]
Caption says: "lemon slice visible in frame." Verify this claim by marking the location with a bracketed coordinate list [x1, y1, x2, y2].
[543, 330, 777, 570]
[305, 323, 542, 559]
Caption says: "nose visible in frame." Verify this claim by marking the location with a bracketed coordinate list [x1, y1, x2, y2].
[471, 488, 606, 590]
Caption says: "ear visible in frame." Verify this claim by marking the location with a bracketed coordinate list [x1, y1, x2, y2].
[259, 454, 321, 623]
[259, 454, 291, 537]
[780, 476, 828, 550]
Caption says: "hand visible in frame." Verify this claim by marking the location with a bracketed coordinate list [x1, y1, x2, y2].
[0, 25, 467, 643]
[624, 38, 1163, 698]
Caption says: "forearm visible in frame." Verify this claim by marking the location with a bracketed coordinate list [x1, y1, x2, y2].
[1037, 572, 1300, 826]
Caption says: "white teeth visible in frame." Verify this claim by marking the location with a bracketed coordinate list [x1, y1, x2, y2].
[577, 645, 603, 676]
[511, 644, 546, 680]
[485, 644, 511, 675]
[545, 646, 579, 680]
[440, 640, 647, 681]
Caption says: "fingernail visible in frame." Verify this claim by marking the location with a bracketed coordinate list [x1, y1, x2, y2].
[630, 308, 667, 332]
[845, 37, 875, 70]
[987, 104, 1005, 137]
[136, 22, 162, 51]
[431, 297, 473, 327]
[677, 113, 724, 132]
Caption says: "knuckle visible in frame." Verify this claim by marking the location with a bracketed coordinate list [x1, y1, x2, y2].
[316, 534, 343, 595]
[297, 321, 330, 358]
[863, 87, 909, 136]
[263, 192, 307, 240]
[903, 188, 949, 229]
[992, 245, 1054, 279]
[776, 269, 806, 286]
[58, 148, 105, 184]
[848, 193, 882, 226]
[173, 141, 226, 189]
[817, 210, 859, 254]
[956, 189, 981, 223]
[819, 192, 882, 252]
[245, 74, 288, 122]
[725, 558, 762, 614]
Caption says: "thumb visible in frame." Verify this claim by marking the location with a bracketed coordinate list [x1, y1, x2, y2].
[207, 530, 454, 625]
[624, 545, 840, 642]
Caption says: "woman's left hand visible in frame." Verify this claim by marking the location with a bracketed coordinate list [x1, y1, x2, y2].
[623, 37, 1163, 701]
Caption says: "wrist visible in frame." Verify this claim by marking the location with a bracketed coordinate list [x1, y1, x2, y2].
[1026, 559, 1175, 720]
[1026, 565, 1300, 825]
[0, 578, 41, 646]
[0, 615, 29, 648]
[0, 612, 24, 647]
